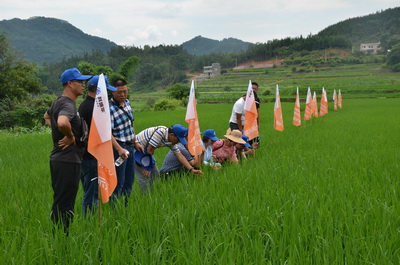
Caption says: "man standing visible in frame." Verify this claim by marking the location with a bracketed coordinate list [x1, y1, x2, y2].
[109, 78, 143, 202]
[229, 95, 246, 131]
[135, 124, 203, 192]
[78, 75, 128, 214]
[44, 68, 92, 233]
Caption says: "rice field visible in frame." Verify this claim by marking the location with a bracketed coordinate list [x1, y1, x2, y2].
[0, 98, 399, 264]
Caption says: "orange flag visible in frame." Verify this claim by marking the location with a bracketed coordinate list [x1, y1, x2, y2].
[292, 87, 301, 126]
[244, 80, 259, 140]
[338, 89, 342, 109]
[319, 88, 328, 116]
[274, 84, 284, 131]
[185, 80, 202, 156]
[304, 87, 312, 121]
[88, 74, 117, 203]
[312, 91, 319, 118]
[333, 89, 338, 111]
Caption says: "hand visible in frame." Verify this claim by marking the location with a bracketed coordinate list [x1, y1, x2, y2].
[135, 142, 145, 153]
[192, 169, 203, 176]
[118, 148, 129, 160]
[58, 135, 75, 150]
[143, 169, 152, 178]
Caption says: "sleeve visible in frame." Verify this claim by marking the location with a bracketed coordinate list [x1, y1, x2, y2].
[230, 148, 238, 163]
[170, 144, 181, 153]
[180, 146, 193, 161]
[149, 129, 164, 148]
[58, 101, 75, 120]
[109, 106, 115, 129]
[233, 100, 242, 114]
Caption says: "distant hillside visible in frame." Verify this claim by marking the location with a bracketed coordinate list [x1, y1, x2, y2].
[0, 17, 117, 63]
[182, 35, 252, 55]
[317, 7, 400, 51]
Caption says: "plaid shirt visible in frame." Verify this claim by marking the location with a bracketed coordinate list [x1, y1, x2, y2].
[109, 98, 135, 142]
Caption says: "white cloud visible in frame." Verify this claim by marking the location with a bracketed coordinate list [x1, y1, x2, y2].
[1, 0, 399, 46]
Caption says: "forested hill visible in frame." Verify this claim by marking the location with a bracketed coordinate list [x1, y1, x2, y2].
[181, 35, 252, 55]
[0, 17, 117, 63]
[317, 7, 400, 51]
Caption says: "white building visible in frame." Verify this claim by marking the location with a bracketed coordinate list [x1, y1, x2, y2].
[360, 42, 381, 54]
[196, 63, 221, 81]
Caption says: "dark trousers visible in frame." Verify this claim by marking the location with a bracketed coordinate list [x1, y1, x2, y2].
[81, 159, 98, 215]
[50, 161, 81, 233]
[229, 122, 239, 131]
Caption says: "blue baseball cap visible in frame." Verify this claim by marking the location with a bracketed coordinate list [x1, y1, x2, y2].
[242, 135, 251, 148]
[87, 75, 117, 92]
[60, 68, 92, 84]
[134, 151, 156, 171]
[171, 124, 188, 145]
[203, 129, 219, 141]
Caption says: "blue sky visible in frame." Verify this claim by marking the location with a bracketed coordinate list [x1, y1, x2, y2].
[1, 0, 398, 46]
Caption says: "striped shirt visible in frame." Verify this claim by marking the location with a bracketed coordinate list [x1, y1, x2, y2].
[109, 98, 135, 142]
[136, 126, 180, 153]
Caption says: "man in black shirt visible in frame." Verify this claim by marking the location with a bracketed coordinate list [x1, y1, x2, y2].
[44, 68, 92, 233]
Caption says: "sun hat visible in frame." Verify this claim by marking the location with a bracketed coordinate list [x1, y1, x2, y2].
[241, 135, 251, 148]
[171, 124, 188, 145]
[134, 151, 156, 171]
[87, 75, 117, 92]
[60, 68, 92, 84]
[203, 129, 219, 141]
[224, 129, 246, 144]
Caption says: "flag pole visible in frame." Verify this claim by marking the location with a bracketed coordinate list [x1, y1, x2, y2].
[98, 178, 102, 233]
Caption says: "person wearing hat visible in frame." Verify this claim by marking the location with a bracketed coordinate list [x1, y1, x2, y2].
[212, 129, 246, 164]
[135, 124, 203, 192]
[109, 78, 144, 203]
[236, 135, 254, 160]
[44, 68, 92, 233]
[78, 75, 129, 214]
[201, 129, 221, 168]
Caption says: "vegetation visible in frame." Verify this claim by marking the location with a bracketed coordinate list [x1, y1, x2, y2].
[0, 17, 117, 63]
[181, 35, 251, 55]
[1, 99, 399, 264]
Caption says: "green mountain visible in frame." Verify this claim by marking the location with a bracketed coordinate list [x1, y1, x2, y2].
[0, 16, 117, 63]
[181, 35, 252, 55]
[317, 7, 400, 51]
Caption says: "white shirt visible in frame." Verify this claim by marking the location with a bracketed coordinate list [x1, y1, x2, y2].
[229, 97, 246, 124]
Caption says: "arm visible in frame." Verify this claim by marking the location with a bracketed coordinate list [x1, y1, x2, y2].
[174, 152, 203, 176]
[44, 111, 51, 126]
[57, 115, 75, 150]
[236, 113, 243, 131]
[142, 145, 156, 177]
[111, 136, 129, 160]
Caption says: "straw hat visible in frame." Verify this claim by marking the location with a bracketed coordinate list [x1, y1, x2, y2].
[224, 129, 246, 144]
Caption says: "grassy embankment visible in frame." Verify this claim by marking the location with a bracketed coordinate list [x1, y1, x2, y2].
[130, 63, 400, 110]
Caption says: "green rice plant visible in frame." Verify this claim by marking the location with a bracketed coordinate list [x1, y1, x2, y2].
[0, 98, 399, 264]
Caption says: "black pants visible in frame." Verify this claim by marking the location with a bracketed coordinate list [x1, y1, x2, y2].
[229, 122, 239, 130]
[50, 161, 81, 233]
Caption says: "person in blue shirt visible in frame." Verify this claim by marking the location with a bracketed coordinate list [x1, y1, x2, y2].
[201, 129, 221, 168]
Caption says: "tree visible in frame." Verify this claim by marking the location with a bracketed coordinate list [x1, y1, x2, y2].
[387, 43, 400, 64]
[0, 34, 43, 100]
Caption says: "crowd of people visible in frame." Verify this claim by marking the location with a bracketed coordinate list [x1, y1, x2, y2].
[45, 68, 261, 233]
